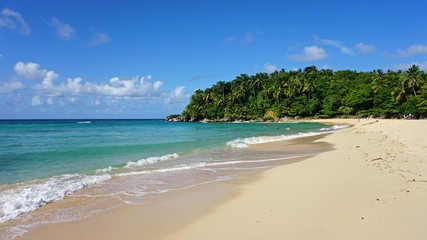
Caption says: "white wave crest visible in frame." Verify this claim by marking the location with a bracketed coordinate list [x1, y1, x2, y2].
[0, 174, 111, 223]
[227, 132, 325, 148]
[319, 124, 349, 131]
[96, 166, 116, 173]
[125, 153, 179, 168]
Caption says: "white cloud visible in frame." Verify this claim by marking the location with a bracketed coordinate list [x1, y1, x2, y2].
[7, 61, 190, 114]
[49, 17, 75, 40]
[315, 36, 354, 56]
[397, 43, 427, 58]
[14, 62, 60, 89]
[153, 81, 164, 91]
[0, 81, 24, 93]
[33, 73, 173, 100]
[340, 47, 354, 55]
[170, 86, 186, 99]
[31, 95, 42, 106]
[287, 45, 327, 61]
[392, 61, 427, 71]
[14, 61, 47, 80]
[42, 71, 59, 88]
[92, 77, 136, 96]
[91, 32, 111, 46]
[264, 63, 277, 73]
[46, 97, 54, 105]
[0, 8, 31, 35]
[354, 43, 376, 55]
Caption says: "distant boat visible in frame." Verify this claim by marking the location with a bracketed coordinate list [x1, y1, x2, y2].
[77, 121, 91, 124]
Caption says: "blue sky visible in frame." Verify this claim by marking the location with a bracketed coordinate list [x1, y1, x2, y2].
[1, 0, 427, 119]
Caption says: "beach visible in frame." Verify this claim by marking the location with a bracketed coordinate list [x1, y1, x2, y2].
[17, 119, 427, 239]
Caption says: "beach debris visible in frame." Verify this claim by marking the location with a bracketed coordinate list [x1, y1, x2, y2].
[371, 157, 383, 161]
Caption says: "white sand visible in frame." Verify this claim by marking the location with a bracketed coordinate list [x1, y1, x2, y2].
[166, 119, 427, 239]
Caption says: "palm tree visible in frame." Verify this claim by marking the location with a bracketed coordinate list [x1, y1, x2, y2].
[371, 69, 386, 94]
[403, 65, 423, 97]
[393, 84, 407, 103]
[285, 75, 302, 99]
[302, 75, 315, 100]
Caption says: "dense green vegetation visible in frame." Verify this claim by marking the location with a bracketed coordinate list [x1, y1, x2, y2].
[182, 65, 427, 121]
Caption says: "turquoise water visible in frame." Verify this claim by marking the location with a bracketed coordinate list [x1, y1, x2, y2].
[0, 119, 327, 185]
[0, 119, 343, 239]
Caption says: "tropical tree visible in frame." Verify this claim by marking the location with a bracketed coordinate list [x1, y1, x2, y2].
[403, 65, 424, 97]
[180, 65, 427, 120]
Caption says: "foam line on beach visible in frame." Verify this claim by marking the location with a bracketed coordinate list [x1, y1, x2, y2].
[114, 154, 308, 178]
[319, 124, 350, 131]
[0, 174, 111, 223]
[125, 153, 179, 168]
[227, 124, 349, 148]
[227, 132, 325, 148]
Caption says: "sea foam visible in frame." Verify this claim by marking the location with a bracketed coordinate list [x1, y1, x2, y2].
[227, 124, 349, 148]
[319, 124, 349, 131]
[227, 132, 325, 148]
[0, 174, 111, 223]
[125, 153, 179, 168]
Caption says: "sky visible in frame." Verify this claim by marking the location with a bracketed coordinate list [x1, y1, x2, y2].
[1, 0, 427, 119]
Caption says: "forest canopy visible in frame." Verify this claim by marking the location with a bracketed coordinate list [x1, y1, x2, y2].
[180, 65, 427, 121]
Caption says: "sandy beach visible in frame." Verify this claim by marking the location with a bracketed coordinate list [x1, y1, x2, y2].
[19, 119, 427, 240]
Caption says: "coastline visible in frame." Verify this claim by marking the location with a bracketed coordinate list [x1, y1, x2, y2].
[166, 119, 427, 239]
[17, 119, 427, 239]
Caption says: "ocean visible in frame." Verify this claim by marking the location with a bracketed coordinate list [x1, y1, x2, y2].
[0, 119, 344, 239]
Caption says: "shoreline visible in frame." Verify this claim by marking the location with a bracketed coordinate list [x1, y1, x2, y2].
[15, 119, 427, 239]
[12, 123, 330, 240]
[166, 119, 427, 239]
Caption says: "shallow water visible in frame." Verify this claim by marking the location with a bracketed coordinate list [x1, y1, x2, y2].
[0, 119, 344, 239]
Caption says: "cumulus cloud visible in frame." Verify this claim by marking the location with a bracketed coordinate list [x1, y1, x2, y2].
[91, 31, 111, 46]
[397, 43, 427, 58]
[170, 86, 186, 99]
[264, 63, 277, 73]
[14, 62, 59, 86]
[287, 45, 327, 61]
[33, 72, 180, 102]
[15, 61, 47, 79]
[354, 42, 376, 55]
[49, 17, 75, 40]
[42, 71, 59, 88]
[7, 61, 190, 117]
[0, 8, 31, 35]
